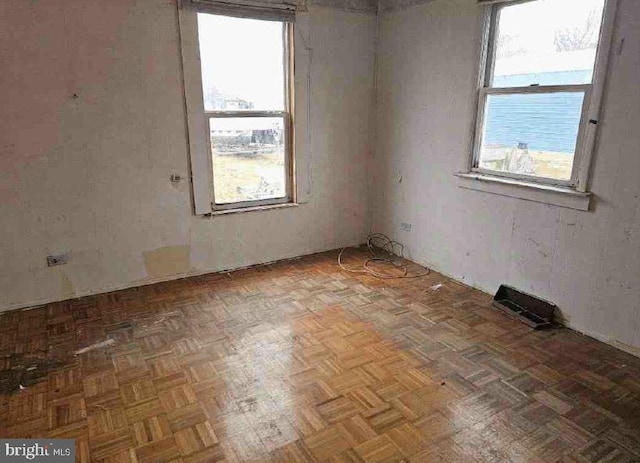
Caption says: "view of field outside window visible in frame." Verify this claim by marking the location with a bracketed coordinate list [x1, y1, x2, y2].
[197, 14, 287, 204]
[478, 0, 605, 181]
[209, 117, 286, 203]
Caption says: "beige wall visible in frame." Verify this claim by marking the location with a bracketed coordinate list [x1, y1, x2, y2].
[373, 0, 640, 354]
[0, 1, 376, 310]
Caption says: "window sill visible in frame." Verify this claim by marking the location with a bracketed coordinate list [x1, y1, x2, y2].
[208, 202, 300, 217]
[455, 172, 592, 211]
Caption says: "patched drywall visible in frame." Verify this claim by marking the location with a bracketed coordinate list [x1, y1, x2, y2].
[60, 274, 74, 299]
[143, 245, 192, 279]
[373, 0, 640, 352]
[0, 1, 375, 310]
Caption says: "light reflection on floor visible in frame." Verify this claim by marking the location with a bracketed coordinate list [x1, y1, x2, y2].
[1, 249, 640, 462]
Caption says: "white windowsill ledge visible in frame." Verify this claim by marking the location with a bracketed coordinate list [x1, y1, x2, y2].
[455, 172, 592, 211]
[208, 202, 300, 217]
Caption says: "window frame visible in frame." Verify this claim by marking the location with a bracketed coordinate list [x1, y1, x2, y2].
[207, 21, 295, 211]
[179, 7, 296, 214]
[469, 0, 618, 192]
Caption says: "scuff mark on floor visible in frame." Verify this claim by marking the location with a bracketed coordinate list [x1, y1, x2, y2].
[0, 355, 69, 395]
[74, 338, 115, 355]
[1, 308, 180, 395]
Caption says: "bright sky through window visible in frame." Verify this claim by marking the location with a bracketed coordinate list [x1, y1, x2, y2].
[494, 0, 605, 80]
[197, 14, 285, 111]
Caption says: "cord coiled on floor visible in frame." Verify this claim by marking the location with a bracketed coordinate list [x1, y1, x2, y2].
[338, 233, 430, 279]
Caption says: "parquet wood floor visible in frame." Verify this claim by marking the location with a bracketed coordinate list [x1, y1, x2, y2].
[1, 248, 640, 462]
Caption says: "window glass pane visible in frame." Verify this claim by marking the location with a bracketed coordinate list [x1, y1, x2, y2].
[197, 14, 285, 111]
[492, 0, 605, 88]
[478, 92, 585, 181]
[210, 117, 286, 204]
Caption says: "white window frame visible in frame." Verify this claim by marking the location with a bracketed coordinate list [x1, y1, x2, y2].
[469, 0, 619, 193]
[178, 5, 298, 214]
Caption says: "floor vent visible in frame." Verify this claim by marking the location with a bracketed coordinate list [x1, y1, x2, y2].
[492, 285, 555, 330]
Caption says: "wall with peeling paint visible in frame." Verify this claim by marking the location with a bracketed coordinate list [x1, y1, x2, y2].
[372, 0, 640, 354]
[0, 1, 375, 310]
[3, 0, 639, 357]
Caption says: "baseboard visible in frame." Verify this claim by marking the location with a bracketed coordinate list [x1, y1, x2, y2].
[7, 241, 639, 361]
[406, 254, 640, 360]
[0, 241, 363, 314]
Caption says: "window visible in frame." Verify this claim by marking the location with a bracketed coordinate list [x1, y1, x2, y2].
[471, 0, 616, 191]
[180, 5, 295, 214]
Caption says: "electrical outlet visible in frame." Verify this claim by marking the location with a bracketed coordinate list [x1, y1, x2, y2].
[47, 252, 70, 267]
[400, 222, 412, 232]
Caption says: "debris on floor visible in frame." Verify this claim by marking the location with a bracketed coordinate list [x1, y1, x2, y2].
[0, 355, 69, 394]
[74, 338, 116, 355]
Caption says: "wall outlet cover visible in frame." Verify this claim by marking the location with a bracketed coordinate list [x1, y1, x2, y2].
[47, 252, 70, 267]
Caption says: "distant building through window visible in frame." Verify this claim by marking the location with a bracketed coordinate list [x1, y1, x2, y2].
[196, 13, 293, 208]
[470, 0, 611, 189]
